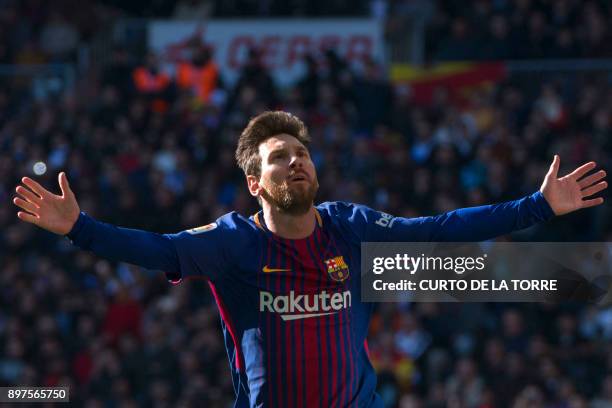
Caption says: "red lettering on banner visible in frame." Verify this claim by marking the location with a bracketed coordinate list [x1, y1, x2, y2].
[345, 36, 372, 61]
[318, 35, 341, 53]
[286, 36, 311, 67]
[260, 36, 281, 69]
[228, 36, 255, 69]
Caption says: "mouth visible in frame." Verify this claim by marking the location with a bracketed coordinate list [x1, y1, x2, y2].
[289, 173, 309, 183]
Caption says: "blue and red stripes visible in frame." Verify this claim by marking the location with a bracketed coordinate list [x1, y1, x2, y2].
[208, 281, 245, 371]
[291, 239, 308, 408]
[258, 217, 357, 407]
[317, 224, 357, 407]
[274, 237, 284, 406]
[305, 228, 328, 406]
[264, 236, 273, 406]
[286, 240, 302, 408]
[325, 227, 357, 407]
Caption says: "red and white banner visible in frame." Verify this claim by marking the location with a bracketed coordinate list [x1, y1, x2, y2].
[148, 19, 384, 86]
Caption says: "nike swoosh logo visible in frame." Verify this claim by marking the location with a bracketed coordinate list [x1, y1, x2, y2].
[262, 265, 292, 273]
[281, 312, 336, 321]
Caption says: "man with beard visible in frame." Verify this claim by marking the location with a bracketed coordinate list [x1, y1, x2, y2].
[13, 111, 607, 407]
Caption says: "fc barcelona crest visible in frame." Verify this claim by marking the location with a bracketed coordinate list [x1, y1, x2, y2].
[324, 256, 350, 282]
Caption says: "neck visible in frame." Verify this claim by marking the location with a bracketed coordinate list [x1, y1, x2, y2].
[262, 205, 316, 239]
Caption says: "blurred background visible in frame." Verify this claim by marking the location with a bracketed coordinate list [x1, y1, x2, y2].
[1, 0, 612, 407]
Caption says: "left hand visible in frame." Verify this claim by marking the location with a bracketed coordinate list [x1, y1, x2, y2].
[540, 155, 607, 216]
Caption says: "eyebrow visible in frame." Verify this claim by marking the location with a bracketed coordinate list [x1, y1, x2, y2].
[269, 145, 307, 155]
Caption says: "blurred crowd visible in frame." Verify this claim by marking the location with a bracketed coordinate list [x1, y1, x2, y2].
[0, 0, 374, 65]
[1, 1, 612, 408]
[5, 0, 612, 66]
[428, 0, 612, 60]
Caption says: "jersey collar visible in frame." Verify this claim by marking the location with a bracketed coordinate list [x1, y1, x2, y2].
[253, 208, 323, 232]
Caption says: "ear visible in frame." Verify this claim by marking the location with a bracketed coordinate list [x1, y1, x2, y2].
[247, 175, 261, 198]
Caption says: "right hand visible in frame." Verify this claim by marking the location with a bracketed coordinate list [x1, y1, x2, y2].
[13, 172, 80, 235]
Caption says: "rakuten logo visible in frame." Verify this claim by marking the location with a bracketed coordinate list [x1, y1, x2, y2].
[259, 290, 351, 321]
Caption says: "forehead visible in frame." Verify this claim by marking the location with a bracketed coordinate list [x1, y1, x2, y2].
[258, 134, 306, 156]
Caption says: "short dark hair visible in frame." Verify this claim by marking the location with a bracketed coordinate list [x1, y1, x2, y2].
[235, 111, 310, 178]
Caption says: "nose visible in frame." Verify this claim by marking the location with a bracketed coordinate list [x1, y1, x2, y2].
[289, 155, 303, 169]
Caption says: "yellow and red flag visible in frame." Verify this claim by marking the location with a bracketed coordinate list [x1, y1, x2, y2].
[391, 62, 507, 105]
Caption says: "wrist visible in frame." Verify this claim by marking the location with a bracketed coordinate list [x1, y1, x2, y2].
[66, 212, 87, 240]
[534, 190, 556, 219]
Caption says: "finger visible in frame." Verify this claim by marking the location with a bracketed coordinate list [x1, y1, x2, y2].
[582, 197, 604, 208]
[581, 181, 608, 198]
[15, 185, 42, 204]
[13, 197, 40, 214]
[578, 170, 606, 189]
[547, 155, 560, 179]
[58, 172, 72, 198]
[568, 161, 597, 180]
[17, 211, 40, 225]
[21, 177, 50, 198]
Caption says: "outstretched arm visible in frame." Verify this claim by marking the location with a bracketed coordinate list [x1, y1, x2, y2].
[13, 173, 180, 275]
[403, 191, 554, 242]
[418, 156, 606, 241]
[356, 156, 607, 242]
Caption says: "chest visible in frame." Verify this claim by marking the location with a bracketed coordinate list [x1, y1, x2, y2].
[215, 227, 371, 336]
[251, 229, 357, 292]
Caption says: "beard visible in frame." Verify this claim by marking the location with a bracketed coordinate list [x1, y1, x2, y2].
[260, 174, 319, 216]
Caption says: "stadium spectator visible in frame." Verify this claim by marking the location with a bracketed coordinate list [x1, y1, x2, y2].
[132, 53, 173, 113]
[176, 45, 219, 106]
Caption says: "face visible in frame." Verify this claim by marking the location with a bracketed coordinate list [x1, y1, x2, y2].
[248, 134, 318, 215]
